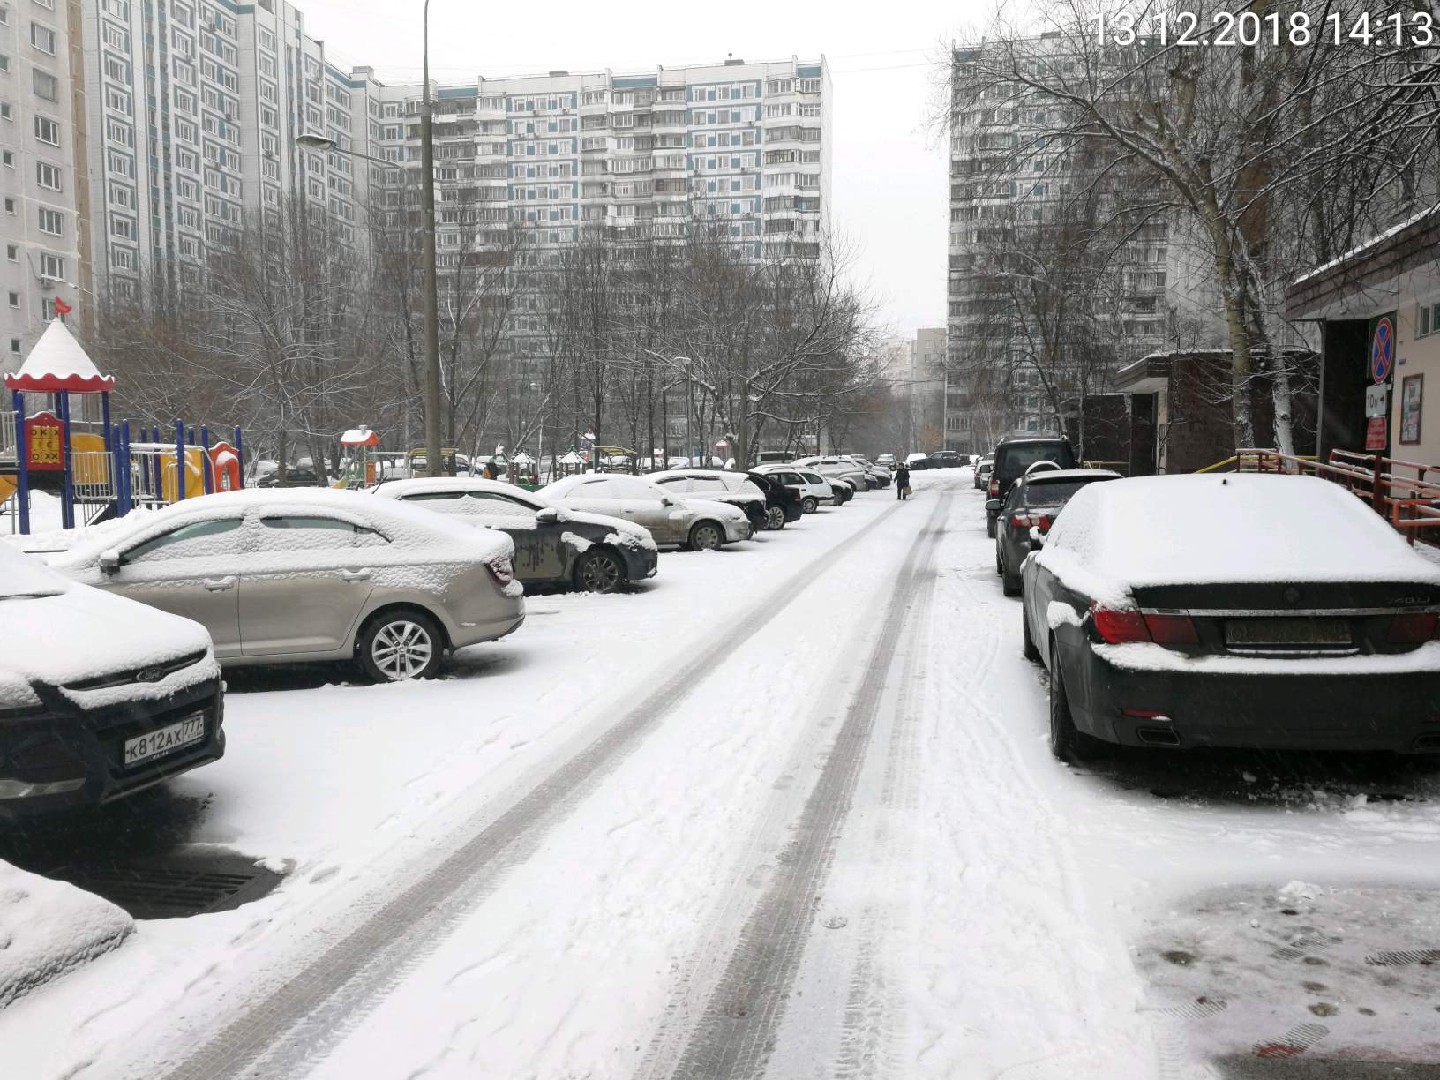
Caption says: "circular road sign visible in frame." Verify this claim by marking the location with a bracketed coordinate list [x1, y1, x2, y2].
[1371, 316, 1395, 384]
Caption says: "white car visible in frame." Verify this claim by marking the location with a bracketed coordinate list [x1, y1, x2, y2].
[47, 488, 524, 681]
[0, 543, 225, 816]
[795, 456, 875, 492]
[649, 469, 773, 531]
[540, 474, 751, 549]
[752, 464, 837, 513]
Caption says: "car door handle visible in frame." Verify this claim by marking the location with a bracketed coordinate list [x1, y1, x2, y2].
[340, 568, 373, 582]
[203, 576, 237, 592]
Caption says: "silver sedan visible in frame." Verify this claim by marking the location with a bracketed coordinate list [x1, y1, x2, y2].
[540, 474, 751, 549]
[47, 488, 525, 681]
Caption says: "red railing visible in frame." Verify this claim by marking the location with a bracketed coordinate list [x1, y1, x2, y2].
[1230, 447, 1440, 543]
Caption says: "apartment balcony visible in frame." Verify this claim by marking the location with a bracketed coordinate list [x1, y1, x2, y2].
[652, 111, 687, 132]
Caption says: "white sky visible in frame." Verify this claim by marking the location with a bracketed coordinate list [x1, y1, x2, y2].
[294, 0, 963, 339]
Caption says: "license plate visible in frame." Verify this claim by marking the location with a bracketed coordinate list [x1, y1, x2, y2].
[1224, 617, 1351, 646]
[124, 714, 207, 767]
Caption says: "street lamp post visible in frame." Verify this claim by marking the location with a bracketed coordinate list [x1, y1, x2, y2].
[419, 0, 442, 478]
[295, 1, 441, 477]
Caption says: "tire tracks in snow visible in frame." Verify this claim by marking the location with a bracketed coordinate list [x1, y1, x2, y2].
[649, 492, 951, 1080]
[150, 497, 916, 1080]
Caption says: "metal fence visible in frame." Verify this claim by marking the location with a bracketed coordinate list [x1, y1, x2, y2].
[0, 410, 15, 466]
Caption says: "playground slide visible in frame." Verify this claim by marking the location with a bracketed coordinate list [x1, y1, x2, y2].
[0, 475, 15, 507]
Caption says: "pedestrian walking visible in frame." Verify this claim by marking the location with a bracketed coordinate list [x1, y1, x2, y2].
[895, 462, 911, 500]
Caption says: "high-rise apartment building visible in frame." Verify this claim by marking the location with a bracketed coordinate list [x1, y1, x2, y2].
[946, 43, 1197, 453]
[76, 0, 385, 304]
[1, 0, 83, 367]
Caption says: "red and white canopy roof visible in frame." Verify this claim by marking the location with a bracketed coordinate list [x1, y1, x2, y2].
[340, 427, 380, 447]
[3, 320, 115, 394]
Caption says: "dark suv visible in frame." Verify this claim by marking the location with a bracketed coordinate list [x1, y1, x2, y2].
[984, 436, 1078, 537]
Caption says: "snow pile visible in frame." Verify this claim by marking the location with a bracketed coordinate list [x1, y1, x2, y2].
[1039, 475, 1440, 605]
[0, 861, 132, 1010]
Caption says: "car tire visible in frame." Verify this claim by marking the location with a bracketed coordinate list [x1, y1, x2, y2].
[573, 548, 625, 594]
[1022, 604, 1040, 662]
[765, 505, 786, 530]
[359, 609, 444, 682]
[1001, 549, 1021, 596]
[986, 515, 997, 539]
[1049, 642, 1101, 763]
[688, 521, 724, 551]
[995, 544, 1003, 575]
[801, 496, 818, 514]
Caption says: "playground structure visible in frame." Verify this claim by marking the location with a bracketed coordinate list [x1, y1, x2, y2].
[1, 319, 246, 535]
[334, 427, 380, 489]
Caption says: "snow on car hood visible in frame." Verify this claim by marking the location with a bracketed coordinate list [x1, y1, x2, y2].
[0, 546, 215, 700]
[1036, 475, 1440, 605]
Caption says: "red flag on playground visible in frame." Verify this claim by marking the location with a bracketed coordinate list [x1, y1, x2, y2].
[53, 296, 73, 317]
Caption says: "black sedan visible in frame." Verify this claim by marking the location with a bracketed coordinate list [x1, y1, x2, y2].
[373, 477, 658, 593]
[992, 469, 1121, 596]
[1021, 475, 1440, 762]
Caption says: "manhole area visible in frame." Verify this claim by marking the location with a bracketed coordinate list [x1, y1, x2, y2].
[47, 851, 284, 919]
[1135, 883, 1440, 1069]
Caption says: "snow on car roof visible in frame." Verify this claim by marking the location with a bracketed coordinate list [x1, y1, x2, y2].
[372, 477, 547, 507]
[1023, 469, 1121, 485]
[56, 487, 512, 564]
[1041, 475, 1440, 600]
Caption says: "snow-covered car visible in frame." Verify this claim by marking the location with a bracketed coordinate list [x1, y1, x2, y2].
[0, 543, 224, 817]
[796, 456, 874, 492]
[539, 474, 751, 550]
[751, 465, 836, 514]
[649, 469, 771, 532]
[875, 454, 896, 470]
[372, 477, 657, 594]
[47, 489, 524, 682]
[1021, 475, 1440, 761]
[973, 454, 994, 490]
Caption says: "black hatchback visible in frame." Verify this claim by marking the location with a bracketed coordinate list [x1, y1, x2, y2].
[985, 437, 1078, 536]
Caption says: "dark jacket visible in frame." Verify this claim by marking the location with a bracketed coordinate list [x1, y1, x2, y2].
[895, 465, 911, 487]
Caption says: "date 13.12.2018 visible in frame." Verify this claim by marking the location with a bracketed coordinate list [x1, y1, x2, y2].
[1093, 9, 1436, 47]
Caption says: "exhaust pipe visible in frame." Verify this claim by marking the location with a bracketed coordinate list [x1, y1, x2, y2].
[1137, 727, 1181, 747]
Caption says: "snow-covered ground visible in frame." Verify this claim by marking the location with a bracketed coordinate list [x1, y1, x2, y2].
[3, 472, 1440, 1079]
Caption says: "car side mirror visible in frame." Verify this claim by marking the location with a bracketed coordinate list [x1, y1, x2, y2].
[661, 496, 675, 507]
[985, 499, 1002, 512]
[99, 549, 122, 574]
[535, 506, 560, 524]
[1029, 526, 1046, 550]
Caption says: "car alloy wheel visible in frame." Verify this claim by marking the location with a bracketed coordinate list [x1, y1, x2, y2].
[801, 496, 818, 514]
[361, 611, 442, 682]
[688, 521, 724, 551]
[765, 505, 786, 530]
[574, 548, 624, 593]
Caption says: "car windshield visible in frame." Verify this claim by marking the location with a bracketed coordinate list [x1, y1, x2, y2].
[999, 444, 1070, 473]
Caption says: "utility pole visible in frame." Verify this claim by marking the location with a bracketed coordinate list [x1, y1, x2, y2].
[420, 0, 443, 477]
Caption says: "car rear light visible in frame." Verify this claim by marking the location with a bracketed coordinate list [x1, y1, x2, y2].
[1037, 514, 1053, 531]
[1143, 613, 1199, 645]
[989, 479, 1000, 496]
[1121, 708, 1173, 720]
[1008, 513, 1032, 529]
[486, 556, 514, 586]
[1387, 612, 1439, 643]
[1091, 604, 1150, 643]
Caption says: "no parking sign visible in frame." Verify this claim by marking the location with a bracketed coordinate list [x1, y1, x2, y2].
[1371, 315, 1395, 384]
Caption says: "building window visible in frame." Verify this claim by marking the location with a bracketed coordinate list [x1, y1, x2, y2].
[9, 339, 20, 355]
[1416, 300, 1440, 339]
[33, 114, 58, 144]
[1, 103, 10, 120]
[33, 68, 58, 101]
[1, 150, 10, 168]
[39, 252, 63, 279]
[0, 55, 9, 73]
[37, 207, 62, 235]
[30, 21, 55, 54]
[5, 244, 16, 261]
[36, 160, 61, 190]
[2, 197, 14, 214]
[7, 292, 18, 309]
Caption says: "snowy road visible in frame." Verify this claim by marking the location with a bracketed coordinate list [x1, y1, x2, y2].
[5, 471, 1440, 1078]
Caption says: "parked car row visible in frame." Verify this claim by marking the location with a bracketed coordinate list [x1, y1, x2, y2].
[1, 458, 890, 818]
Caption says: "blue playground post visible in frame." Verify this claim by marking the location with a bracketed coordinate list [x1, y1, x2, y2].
[200, 425, 213, 494]
[174, 420, 186, 502]
[12, 392, 30, 536]
[233, 426, 246, 488]
[117, 420, 132, 516]
[58, 391, 74, 531]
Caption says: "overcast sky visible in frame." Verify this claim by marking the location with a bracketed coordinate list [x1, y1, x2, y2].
[296, 0, 962, 340]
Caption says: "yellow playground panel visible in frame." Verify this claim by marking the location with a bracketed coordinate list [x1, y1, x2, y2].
[160, 447, 208, 502]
